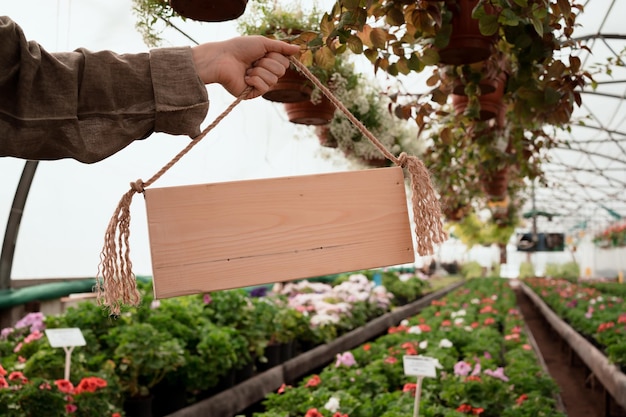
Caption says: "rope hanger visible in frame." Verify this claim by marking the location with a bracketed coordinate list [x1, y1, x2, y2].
[96, 56, 446, 315]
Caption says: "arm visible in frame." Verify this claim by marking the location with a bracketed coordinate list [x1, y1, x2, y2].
[0, 16, 299, 163]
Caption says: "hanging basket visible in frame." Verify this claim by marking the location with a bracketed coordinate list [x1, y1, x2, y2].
[169, 0, 248, 22]
[438, 0, 496, 65]
[452, 72, 506, 120]
[315, 125, 338, 148]
[262, 67, 312, 103]
[284, 96, 336, 125]
[480, 166, 509, 201]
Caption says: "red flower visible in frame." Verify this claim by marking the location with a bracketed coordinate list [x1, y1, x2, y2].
[305, 375, 321, 388]
[466, 375, 481, 382]
[277, 383, 290, 394]
[516, 394, 528, 405]
[112, 414, 122, 417]
[418, 324, 431, 332]
[0, 376, 8, 388]
[441, 320, 451, 327]
[597, 322, 615, 332]
[304, 408, 324, 417]
[66, 403, 78, 413]
[333, 414, 348, 417]
[401, 342, 417, 355]
[384, 356, 398, 364]
[402, 383, 417, 396]
[9, 371, 27, 384]
[363, 344, 371, 351]
[0, 365, 6, 377]
[617, 314, 626, 324]
[483, 318, 495, 325]
[54, 379, 75, 394]
[472, 407, 485, 415]
[75, 377, 107, 394]
[457, 404, 473, 413]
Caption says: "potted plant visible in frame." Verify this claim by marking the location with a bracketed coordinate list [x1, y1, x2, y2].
[105, 322, 185, 414]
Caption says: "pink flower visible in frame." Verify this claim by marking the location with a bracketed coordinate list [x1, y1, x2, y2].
[203, 293, 212, 304]
[471, 362, 481, 376]
[13, 342, 22, 353]
[484, 367, 509, 382]
[522, 344, 532, 350]
[0, 365, 6, 377]
[454, 361, 472, 376]
[24, 330, 43, 344]
[402, 383, 417, 396]
[39, 382, 52, 390]
[0, 376, 8, 388]
[66, 403, 78, 413]
[9, 371, 27, 384]
[384, 356, 397, 364]
[335, 352, 356, 367]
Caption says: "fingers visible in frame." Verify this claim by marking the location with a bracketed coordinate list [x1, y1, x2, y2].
[243, 52, 291, 99]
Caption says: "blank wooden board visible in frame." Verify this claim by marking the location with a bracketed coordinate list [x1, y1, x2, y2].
[145, 167, 414, 299]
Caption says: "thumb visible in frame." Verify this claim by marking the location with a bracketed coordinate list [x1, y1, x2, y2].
[262, 38, 301, 56]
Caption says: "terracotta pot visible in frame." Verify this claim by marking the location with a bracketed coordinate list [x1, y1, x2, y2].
[169, 0, 248, 22]
[438, 0, 496, 65]
[315, 125, 338, 148]
[262, 67, 312, 103]
[284, 96, 336, 125]
[480, 167, 509, 200]
[452, 72, 506, 120]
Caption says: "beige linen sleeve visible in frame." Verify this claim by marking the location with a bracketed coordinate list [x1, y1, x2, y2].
[0, 16, 209, 163]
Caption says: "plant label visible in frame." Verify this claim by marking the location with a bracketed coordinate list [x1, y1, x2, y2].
[403, 355, 438, 378]
[45, 328, 86, 348]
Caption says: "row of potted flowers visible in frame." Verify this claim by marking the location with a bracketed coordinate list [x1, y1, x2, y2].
[249, 277, 564, 417]
[523, 277, 626, 370]
[0, 270, 431, 416]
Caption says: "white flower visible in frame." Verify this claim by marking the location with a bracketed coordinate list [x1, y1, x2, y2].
[471, 298, 480, 304]
[439, 338, 453, 348]
[401, 319, 410, 326]
[464, 326, 474, 332]
[324, 397, 340, 413]
[590, 299, 596, 305]
[408, 326, 422, 335]
[419, 340, 428, 349]
[454, 318, 465, 325]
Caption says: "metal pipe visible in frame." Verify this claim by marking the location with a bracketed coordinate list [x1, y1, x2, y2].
[0, 161, 38, 290]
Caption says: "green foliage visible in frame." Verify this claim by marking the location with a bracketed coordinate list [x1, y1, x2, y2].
[544, 262, 579, 282]
[518, 261, 535, 279]
[460, 261, 484, 279]
[381, 271, 429, 306]
[107, 322, 185, 397]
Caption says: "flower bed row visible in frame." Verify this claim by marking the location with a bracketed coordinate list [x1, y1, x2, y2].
[0, 270, 432, 417]
[251, 278, 564, 417]
[523, 277, 626, 369]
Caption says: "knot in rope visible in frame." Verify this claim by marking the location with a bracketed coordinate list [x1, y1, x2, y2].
[130, 179, 145, 194]
[397, 152, 409, 168]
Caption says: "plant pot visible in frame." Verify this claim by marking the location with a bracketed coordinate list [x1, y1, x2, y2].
[452, 72, 506, 120]
[359, 155, 391, 168]
[151, 381, 187, 417]
[169, 0, 248, 22]
[284, 96, 336, 125]
[262, 67, 312, 103]
[315, 124, 338, 148]
[480, 167, 509, 201]
[256, 343, 282, 372]
[280, 340, 295, 362]
[235, 360, 255, 384]
[124, 395, 154, 417]
[438, 0, 496, 65]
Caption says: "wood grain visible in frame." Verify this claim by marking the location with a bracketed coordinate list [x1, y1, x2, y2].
[145, 167, 414, 298]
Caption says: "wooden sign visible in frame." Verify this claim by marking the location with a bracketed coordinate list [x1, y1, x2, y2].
[145, 167, 414, 299]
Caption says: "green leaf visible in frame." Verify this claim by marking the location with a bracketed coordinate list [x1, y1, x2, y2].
[421, 48, 440, 66]
[364, 48, 378, 63]
[408, 53, 424, 72]
[387, 63, 399, 76]
[500, 9, 520, 26]
[396, 57, 410, 75]
[478, 14, 499, 36]
[346, 34, 364, 54]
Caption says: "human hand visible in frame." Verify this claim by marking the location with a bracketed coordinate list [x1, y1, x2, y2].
[191, 36, 301, 99]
